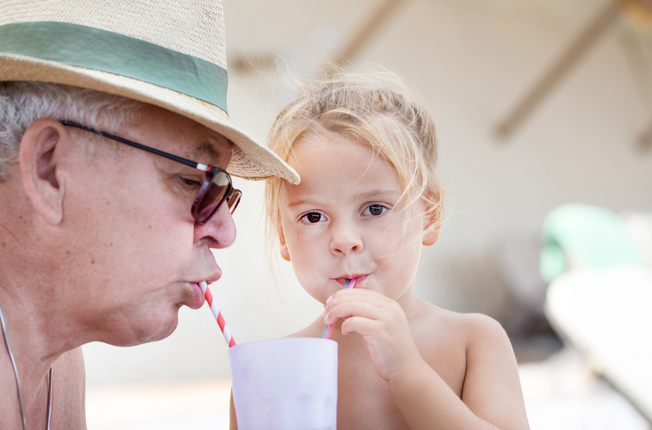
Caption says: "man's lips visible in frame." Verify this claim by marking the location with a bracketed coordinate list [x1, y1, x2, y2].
[185, 282, 206, 309]
[184, 264, 222, 309]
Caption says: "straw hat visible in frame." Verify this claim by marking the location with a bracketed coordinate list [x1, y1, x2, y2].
[0, 0, 299, 184]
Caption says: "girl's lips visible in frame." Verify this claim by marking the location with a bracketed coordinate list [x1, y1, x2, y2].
[336, 275, 367, 286]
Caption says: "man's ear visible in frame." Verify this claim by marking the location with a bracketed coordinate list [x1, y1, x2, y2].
[278, 223, 291, 262]
[19, 119, 70, 225]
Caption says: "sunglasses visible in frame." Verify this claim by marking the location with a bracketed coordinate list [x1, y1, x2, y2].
[60, 121, 241, 224]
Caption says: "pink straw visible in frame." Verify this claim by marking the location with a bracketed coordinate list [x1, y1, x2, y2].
[199, 281, 236, 347]
[321, 278, 357, 339]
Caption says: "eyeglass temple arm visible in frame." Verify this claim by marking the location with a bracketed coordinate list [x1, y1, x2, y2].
[59, 121, 211, 172]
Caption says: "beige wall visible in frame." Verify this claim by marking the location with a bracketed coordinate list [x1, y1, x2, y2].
[84, 0, 652, 384]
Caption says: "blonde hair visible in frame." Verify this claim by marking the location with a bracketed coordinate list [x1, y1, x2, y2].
[265, 66, 445, 252]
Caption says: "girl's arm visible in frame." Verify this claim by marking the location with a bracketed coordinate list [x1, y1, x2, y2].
[324, 289, 530, 430]
[386, 314, 530, 430]
[229, 391, 238, 430]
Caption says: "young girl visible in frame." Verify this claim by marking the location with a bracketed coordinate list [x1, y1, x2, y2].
[235, 68, 530, 430]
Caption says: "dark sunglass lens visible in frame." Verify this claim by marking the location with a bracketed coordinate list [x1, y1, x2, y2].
[194, 172, 230, 223]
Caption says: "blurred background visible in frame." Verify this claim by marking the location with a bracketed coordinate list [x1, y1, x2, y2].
[83, 0, 652, 428]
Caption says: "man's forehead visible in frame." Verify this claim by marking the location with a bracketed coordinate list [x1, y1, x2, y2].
[137, 103, 233, 166]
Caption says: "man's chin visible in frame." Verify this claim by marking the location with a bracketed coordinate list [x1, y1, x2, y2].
[147, 316, 179, 343]
[104, 313, 180, 347]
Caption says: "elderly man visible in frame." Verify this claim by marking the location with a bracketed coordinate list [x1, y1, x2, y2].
[0, 1, 298, 429]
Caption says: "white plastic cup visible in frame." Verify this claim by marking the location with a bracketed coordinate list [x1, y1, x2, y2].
[229, 337, 338, 430]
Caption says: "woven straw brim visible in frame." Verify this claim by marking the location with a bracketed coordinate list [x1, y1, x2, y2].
[0, 54, 299, 184]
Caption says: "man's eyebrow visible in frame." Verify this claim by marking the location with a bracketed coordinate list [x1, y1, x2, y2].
[186, 140, 225, 165]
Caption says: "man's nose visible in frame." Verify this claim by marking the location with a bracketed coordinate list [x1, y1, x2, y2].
[193, 203, 236, 248]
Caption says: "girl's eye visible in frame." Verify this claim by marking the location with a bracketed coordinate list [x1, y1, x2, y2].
[363, 204, 388, 216]
[300, 212, 325, 223]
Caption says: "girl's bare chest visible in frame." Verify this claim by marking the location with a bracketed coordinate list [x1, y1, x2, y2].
[334, 336, 466, 430]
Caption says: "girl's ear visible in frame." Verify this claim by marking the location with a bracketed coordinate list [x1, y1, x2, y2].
[278, 223, 291, 261]
[422, 199, 441, 246]
[423, 225, 440, 246]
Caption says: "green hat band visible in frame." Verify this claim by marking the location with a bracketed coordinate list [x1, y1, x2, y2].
[0, 21, 228, 114]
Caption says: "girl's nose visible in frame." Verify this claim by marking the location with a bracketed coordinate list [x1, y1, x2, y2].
[329, 222, 363, 256]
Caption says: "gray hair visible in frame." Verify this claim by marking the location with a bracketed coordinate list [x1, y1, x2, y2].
[0, 81, 142, 181]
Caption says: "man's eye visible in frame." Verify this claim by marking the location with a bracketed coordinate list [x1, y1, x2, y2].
[179, 176, 203, 188]
[301, 212, 324, 223]
[363, 204, 388, 216]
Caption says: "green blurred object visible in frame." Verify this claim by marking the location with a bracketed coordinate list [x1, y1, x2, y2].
[540, 203, 643, 283]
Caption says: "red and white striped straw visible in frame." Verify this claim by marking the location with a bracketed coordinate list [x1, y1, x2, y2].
[321, 278, 357, 339]
[199, 281, 236, 347]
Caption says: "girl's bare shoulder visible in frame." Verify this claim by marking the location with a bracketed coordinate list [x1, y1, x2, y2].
[412, 299, 511, 366]
[414, 299, 506, 340]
